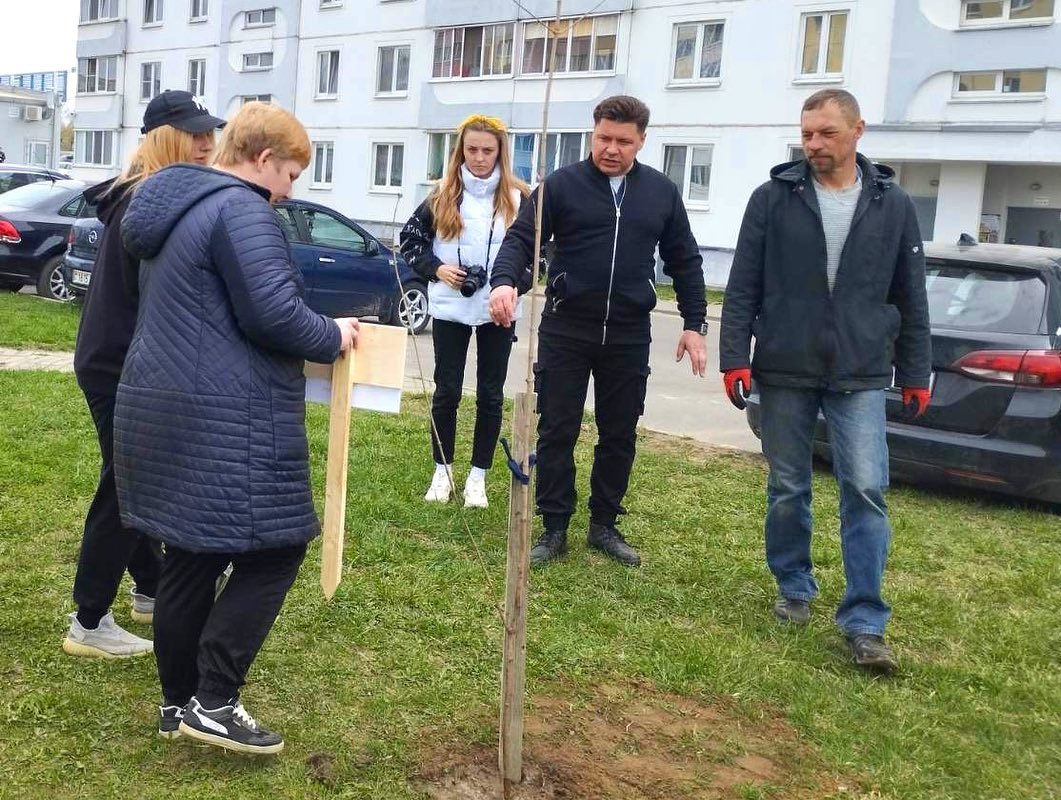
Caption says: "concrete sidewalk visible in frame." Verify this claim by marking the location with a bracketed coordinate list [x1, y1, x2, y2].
[0, 348, 75, 372]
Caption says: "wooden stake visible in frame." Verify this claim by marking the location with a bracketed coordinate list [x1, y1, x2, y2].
[499, 4, 562, 794]
[320, 348, 354, 600]
[498, 391, 536, 794]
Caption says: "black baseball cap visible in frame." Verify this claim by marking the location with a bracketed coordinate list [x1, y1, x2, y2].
[141, 90, 226, 135]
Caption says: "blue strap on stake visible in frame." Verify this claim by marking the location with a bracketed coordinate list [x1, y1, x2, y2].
[499, 437, 536, 486]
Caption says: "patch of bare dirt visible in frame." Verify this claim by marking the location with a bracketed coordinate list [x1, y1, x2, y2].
[415, 681, 857, 800]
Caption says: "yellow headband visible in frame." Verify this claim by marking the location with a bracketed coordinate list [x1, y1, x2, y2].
[458, 114, 508, 134]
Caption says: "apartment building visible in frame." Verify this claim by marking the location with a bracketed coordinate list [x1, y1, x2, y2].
[72, 0, 1061, 283]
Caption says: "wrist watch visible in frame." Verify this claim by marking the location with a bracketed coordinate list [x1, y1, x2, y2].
[697, 322, 709, 336]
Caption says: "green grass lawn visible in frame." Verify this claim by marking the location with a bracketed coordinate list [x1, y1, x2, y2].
[655, 284, 725, 306]
[0, 293, 81, 351]
[0, 371, 1057, 799]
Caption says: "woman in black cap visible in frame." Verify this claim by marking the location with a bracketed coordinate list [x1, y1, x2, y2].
[63, 90, 226, 661]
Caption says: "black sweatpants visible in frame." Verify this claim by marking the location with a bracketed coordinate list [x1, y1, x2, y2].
[534, 332, 650, 532]
[153, 542, 306, 707]
[72, 391, 162, 612]
[430, 318, 515, 469]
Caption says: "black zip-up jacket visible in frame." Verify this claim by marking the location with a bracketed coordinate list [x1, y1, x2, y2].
[73, 179, 139, 396]
[490, 157, 706, 345]
[720, 154, 931, 391]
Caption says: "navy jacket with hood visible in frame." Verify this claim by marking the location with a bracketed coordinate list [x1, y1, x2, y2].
[720, 154, 931, 391]
[114, 163, 341, 554]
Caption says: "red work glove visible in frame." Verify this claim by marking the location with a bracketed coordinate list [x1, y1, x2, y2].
[723, 368, 752, 411]
[901, 387, 931, 419]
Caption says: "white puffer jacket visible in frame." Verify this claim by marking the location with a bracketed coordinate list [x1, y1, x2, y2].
[428, 165, 523, 327]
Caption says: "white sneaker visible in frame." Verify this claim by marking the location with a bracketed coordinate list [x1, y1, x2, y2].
[424, 467, 453, 503]
[62, 611, 153, 659]
[129, 587, 155, 624]
[463, 474, 488, 508]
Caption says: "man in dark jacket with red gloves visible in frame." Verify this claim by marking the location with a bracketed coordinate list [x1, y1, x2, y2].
[720, 89, 931, 674]
[490, 95, 707, 568]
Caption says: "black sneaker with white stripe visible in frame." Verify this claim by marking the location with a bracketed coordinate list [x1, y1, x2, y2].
[158, 704, 184, 739]
[177, 697, 284, 754]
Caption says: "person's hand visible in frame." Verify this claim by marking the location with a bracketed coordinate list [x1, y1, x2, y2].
[436, 264, 466, 291]
[489, 285, 518, 327]
[675, 330, 707, 377]
[335, 317, 360, 352]
[901, 386, 931, 418]
[722, 367, 752, 410]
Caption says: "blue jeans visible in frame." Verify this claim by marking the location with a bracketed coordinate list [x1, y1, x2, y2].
[759, 386, 892, 636]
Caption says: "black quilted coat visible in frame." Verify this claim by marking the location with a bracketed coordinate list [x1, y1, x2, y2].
[114, 164, 341, 553]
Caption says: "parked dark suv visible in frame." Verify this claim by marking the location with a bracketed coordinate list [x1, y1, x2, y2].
[63, 195, 431, 332]
[744, 240, 1061, 506]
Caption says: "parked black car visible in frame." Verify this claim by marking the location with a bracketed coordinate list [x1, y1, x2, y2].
[745, 240, 1061, 506]
[0, 178, 89, 300]
[0, 164, 71, 195]
[62, 194, 431, 332]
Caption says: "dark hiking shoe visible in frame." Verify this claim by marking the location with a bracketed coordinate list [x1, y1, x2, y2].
[158, 704, 184, 739]
[773, 597, 811, 625]
[846, 634, 899, 675]
[587, 523, 641, 567]
[178, 697, 284, 754]
[529, 530, 568, 566]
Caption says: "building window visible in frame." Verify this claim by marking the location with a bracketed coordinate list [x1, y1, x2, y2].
[432, 23, 515, 79]
[320, 0, 342, 6]
[27, 141, 50, 166]
[312, 141, 335, 186]
[961, 0, 1054, 25]
[80, 0, 119, 23]
[77, 56, 117, 94]
[140, 62, 162, 101]
[244, 8, 276, 26]
[521, 14, 617, 75]
[798, 10, 847, 79]
[143, 0, 163, 25]
[671, 21, 724, 84]
[663, 144, 713, 206]
[372, 143, 404, 189]
[316, 50, 340, 97]
[190, 0, 208, 21]
[241, 94, 271, 104]
[426, 132, 457, 180]
[187, 59, 206, 97]
[512, 131, 590, 183]
[377, 45, 410, 95]
[75, 130, 115, 166]
[243, 52, 274, 71]
[954, 68, 1047, 96]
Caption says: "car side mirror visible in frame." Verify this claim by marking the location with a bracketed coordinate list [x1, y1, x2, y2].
[365, 239, 380, 256]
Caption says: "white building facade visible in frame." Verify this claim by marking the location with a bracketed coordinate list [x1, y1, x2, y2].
[73, 0, 1061, 284]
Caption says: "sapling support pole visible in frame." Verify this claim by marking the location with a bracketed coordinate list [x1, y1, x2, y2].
[498, 1, 562, 795]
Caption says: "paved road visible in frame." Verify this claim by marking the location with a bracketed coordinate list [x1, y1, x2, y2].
[0, 300, 762, 453]
[403, 301, 762, 453]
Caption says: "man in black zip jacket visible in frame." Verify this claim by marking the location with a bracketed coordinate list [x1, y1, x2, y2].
[720, 90, 931, 674]
[489, 95, 707, 567]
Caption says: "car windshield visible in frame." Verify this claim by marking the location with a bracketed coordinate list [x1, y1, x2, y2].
[0, 179, 78, 210]
[925, 262, 1048, 335]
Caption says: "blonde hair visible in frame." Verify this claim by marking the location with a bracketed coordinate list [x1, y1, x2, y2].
[430, 114, 529, 241]
[213, 102, 311, 169]
[110, 125, 207, 198]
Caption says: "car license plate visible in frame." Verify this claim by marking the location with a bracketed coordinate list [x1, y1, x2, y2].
[72, 269, 91, 286]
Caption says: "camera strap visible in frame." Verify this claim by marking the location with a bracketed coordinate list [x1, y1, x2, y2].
[456, 214, 498, 271]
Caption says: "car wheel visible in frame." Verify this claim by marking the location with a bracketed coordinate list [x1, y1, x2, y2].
[392, 282, 430, 335]
[36, 257, 73, 302]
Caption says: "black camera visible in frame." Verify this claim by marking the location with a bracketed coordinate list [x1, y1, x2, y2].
[459, 264, 488, 297]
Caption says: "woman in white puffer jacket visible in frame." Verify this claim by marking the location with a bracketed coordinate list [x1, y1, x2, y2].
[400, 115, 530, 508]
